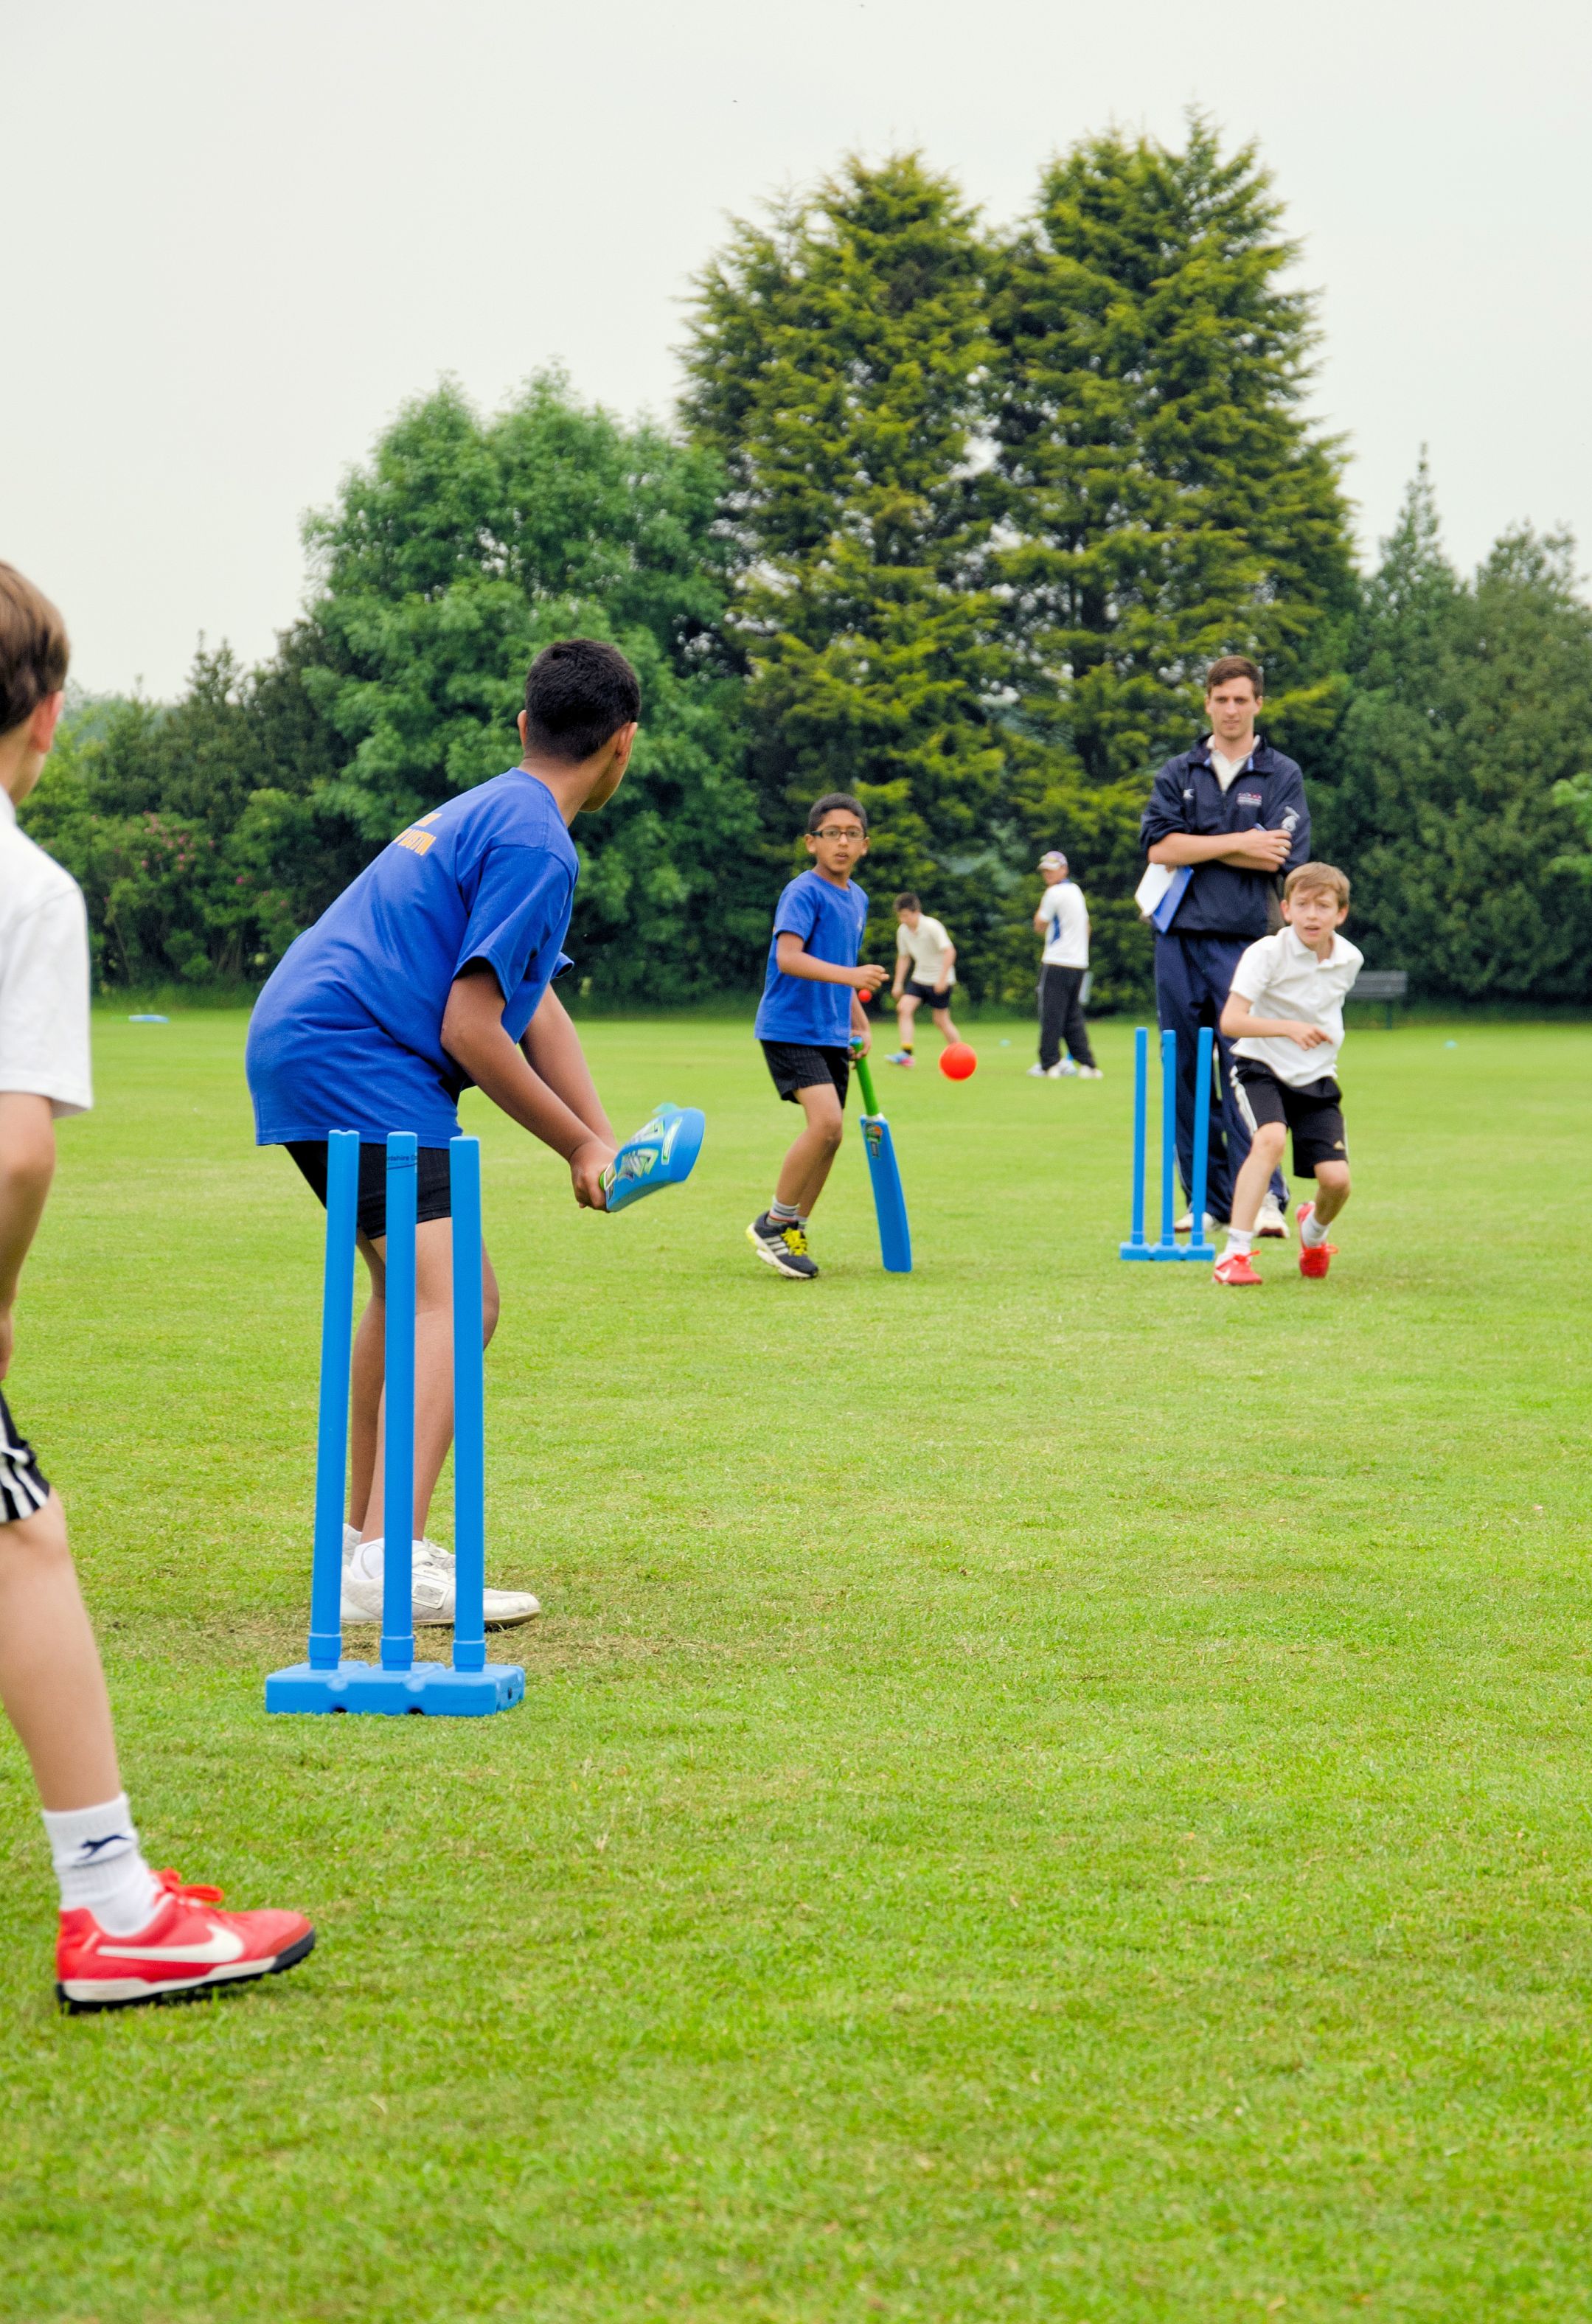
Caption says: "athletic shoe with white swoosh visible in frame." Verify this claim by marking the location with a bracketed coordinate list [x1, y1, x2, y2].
[57, 1868, 315, 2012]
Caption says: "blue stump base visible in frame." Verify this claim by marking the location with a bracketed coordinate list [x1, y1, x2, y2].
[265, 1658, 524, 1716]
[1119, 1239, 1216, 1262]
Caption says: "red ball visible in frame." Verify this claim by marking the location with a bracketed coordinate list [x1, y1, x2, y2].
[939, 1043, 978, 1081]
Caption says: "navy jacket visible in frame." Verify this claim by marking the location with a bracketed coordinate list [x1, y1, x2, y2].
[1139, 735, 1310, 940]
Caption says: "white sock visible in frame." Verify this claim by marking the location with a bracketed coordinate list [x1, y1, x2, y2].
[1301, 1208, 1330, 1246]
[42, 1794, 162, 1932]
[1224, 1228, 1254, 1256]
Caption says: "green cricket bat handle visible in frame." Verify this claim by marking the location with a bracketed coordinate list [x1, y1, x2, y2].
[850, 1040, 879, 1115]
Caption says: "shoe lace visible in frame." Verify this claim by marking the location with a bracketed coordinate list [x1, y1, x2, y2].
[152, 1867, 225, 1907]
[781, 1224, 809, 1255]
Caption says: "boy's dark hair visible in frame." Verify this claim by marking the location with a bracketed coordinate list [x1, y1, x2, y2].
[807, 792, 867, 834]
[1206, 653, 1262, 696]
[523, 639, 641, 764]
[895, 891, 920, 912]
[0, 563, 70, 736]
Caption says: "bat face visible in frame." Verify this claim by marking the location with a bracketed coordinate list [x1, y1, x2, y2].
[859, 1110, 912, 1274]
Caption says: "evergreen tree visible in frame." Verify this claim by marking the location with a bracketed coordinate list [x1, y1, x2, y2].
[1313, 467, 1592, 999]
[296, 372, 762, 1000]
[985, 118, 1358, 1000]
[683, 155, 1009, 981]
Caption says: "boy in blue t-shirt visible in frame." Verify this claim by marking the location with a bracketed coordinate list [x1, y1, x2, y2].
[246, 639, 639, 1626]
[747, 793, 886, 1281]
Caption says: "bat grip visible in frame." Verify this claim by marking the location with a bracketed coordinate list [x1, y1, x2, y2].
[851, 1043, 879, 1115]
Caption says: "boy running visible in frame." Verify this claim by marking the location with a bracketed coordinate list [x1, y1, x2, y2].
[886, 892, 959, 1065]
[0, 563, 313, 2010]
[747, 794, 886, 1281]
[246, 639, 639, 1619]
[1213, 863, 1361, 1287]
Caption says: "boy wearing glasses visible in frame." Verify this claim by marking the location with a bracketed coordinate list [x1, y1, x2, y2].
[746, 794, 886, 1281]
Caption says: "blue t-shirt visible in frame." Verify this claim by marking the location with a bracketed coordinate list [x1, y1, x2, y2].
[753, 869, 869, 1048]
[246, 770, 577, 1145]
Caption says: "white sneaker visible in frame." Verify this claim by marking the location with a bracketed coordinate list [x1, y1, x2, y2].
[1025, 1063, 1048, 1078]
[341, 1538, 540, 1628]
[1175, 1210, 1219, 1236]
[1257, 1193, 1290, 1239]
[1046, 1060, 1079, 1079]
[1076, 1065, 1104, 1079]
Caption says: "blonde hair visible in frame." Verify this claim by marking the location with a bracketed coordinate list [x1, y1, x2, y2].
[1284, 862, 1351, 909]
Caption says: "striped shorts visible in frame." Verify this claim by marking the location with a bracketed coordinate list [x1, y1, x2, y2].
[0, 1388, 50, 1524]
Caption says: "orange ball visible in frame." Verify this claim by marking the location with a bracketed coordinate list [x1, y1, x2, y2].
[939, 1043, 977, 1081]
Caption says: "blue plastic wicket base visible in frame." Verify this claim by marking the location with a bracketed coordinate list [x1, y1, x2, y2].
[1119, 1239, 1217, 1262]
[265, 1658, 525, 1716]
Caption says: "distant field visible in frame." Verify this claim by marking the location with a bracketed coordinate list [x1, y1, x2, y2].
[2, 1011, 1590, 2323]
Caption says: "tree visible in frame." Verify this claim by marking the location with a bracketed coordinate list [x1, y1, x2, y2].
[984, 118, 1359, 1001]
[683, 155, 1010, 984]
[1313, 466, 1592, 998]
[296, 372, 762, 999]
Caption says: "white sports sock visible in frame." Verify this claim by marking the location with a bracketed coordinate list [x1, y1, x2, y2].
[42, 1794, 161, 1932]
[1301, 1208, 1330, 1246]
[1224, 1228, 1254, 1256]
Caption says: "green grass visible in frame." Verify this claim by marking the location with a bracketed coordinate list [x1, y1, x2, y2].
[2, 1011, 1588, 2322]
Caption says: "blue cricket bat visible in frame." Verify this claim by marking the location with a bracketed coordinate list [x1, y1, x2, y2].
[849, 1046, 912, 1274]
[601, 1103, 706, 1213]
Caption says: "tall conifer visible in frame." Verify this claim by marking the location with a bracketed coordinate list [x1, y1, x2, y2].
[684, 156, 1006, 964]
[985, 119, 1358, 993]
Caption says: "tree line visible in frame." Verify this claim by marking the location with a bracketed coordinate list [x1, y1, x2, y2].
[24, 122, 1592, 1007]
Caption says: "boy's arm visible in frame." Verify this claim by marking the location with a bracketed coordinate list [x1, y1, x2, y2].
[774, 933, 886, 993]
[519, 985, 616, 1144]
[0, 1094, 57, 1380]
[1219, 992, 1330, 1049]
[441, 964, 615, 1208]
[891, 928, 909, 998]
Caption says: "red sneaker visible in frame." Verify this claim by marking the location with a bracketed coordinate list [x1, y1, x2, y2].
[57, 1868, 315, 2013]
[1212, 1250, 1262, 1287]
[1297, 1204, 1338, 1278]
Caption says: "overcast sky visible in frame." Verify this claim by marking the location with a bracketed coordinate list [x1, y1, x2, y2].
[4, 0, 1587, 698]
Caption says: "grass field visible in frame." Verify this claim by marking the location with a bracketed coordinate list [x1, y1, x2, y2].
[3, 1009, 1590, 2323]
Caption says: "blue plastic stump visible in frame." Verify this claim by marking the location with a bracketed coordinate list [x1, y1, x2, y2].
[266, 1132, 524, 1717]
[1119, 1027, 1216, 1264]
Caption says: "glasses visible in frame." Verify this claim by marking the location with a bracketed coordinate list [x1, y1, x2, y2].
[813, 827, 864, 841]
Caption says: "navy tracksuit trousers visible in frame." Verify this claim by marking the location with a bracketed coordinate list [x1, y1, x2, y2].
[1153, 931, 1286, 1222]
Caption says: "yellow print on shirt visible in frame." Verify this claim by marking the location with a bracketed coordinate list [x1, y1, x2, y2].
[394, 810, 442, 857]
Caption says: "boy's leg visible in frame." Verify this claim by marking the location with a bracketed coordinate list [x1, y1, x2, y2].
[1226, 1123, 1287, 1237]
[1058, 971, 1096, 1069]
[893, 993, 920, 1057]
[1037, 969, 1066, 1071]
[776, 1083, 846, 1217]
[0, 1493, 119, 1810]
[1306, 1160, 1350, 1227]
[356, 1222, 500, 1545]
[930, 1002, 962, 1046]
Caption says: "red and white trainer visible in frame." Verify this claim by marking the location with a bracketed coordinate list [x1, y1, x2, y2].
[57, 1868, 315, 2013]
[1296, 1203, 1338, 1279]
[1212, 1250, 1263, 1287]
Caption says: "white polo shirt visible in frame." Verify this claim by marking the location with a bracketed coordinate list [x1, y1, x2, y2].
[1037, 880, 1088, 968]
[896, 914, 954, 989]
[0, 790, 94, 1117]
[1229, 924, 1363, 1089]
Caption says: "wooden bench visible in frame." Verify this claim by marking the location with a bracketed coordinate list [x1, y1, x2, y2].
[1349, 968, 1408, 1029]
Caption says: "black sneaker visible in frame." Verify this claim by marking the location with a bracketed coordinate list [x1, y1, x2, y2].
[745, 1213, 818, 1279]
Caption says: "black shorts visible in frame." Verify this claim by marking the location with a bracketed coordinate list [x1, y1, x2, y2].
[903, 979, 953, 1009]
[1231, 1062, 1348, 1178]
[0, 1388, 50, 1524]
[760, 1041, 852, 1106]
[286, 1139, 455, 1240]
